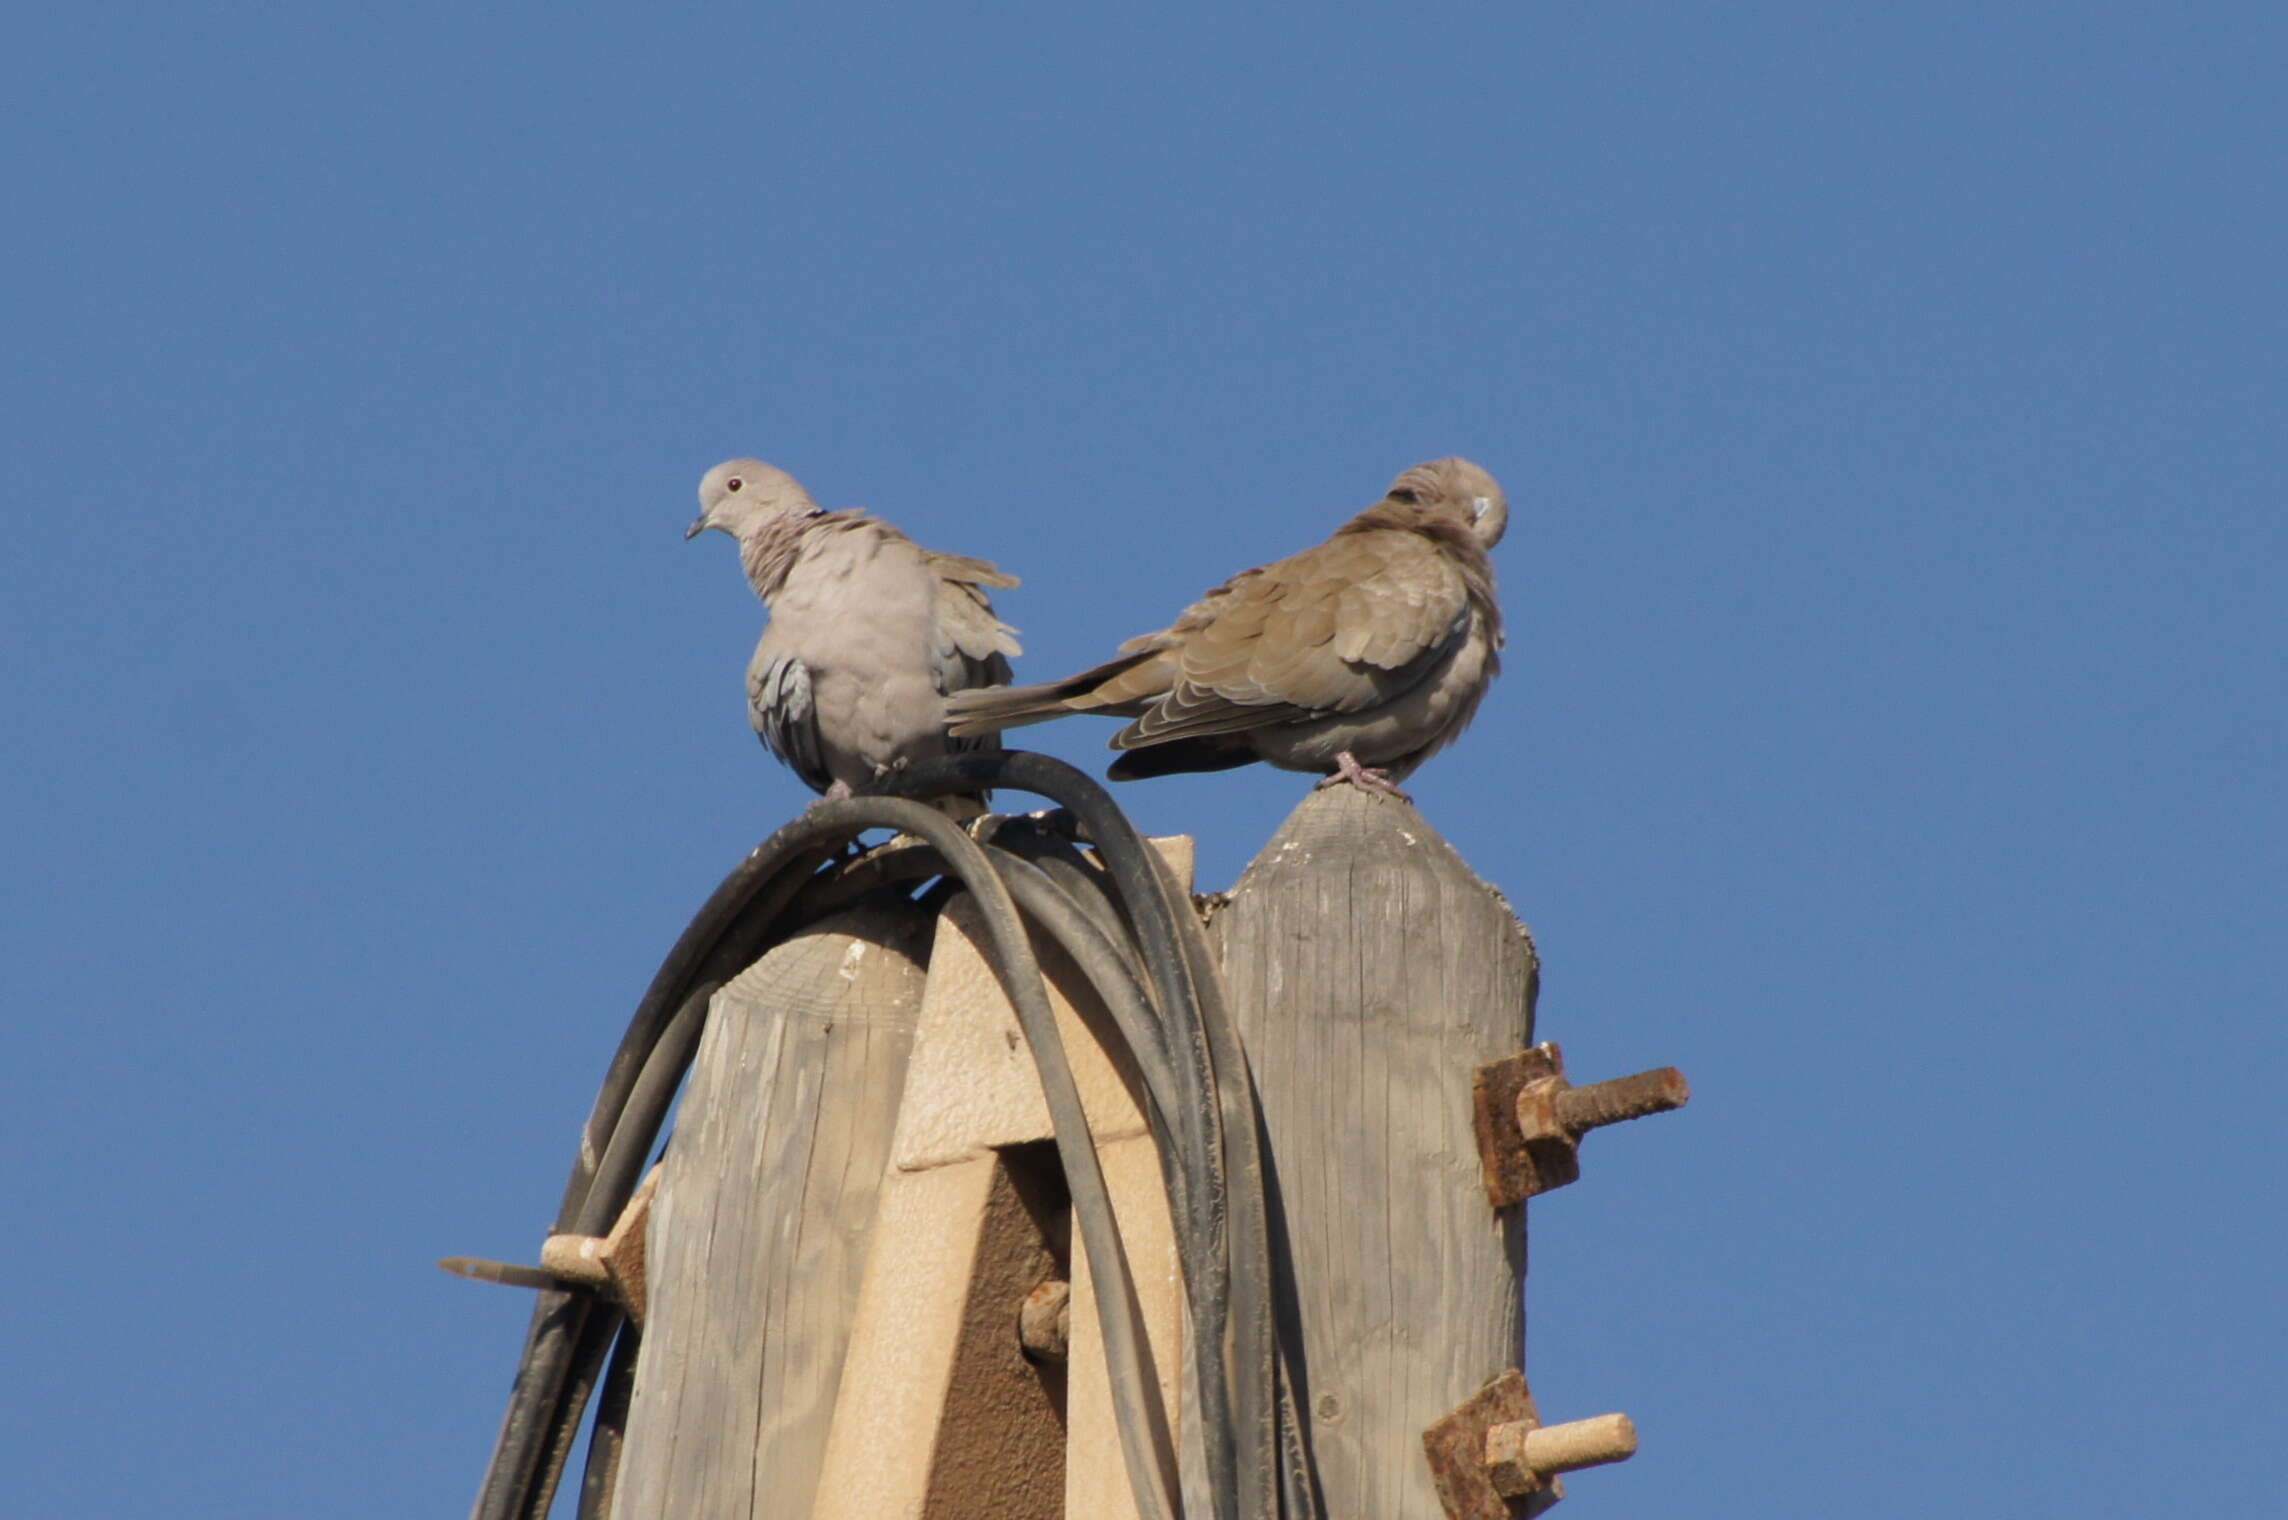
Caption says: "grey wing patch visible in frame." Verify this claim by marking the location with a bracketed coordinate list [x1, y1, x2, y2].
[749, 652, 833, 794]
[934, 630, 1013, 758]
[928, 561, 1023, 664]
[944, 656, 1012, 757]
[928, 566, 1021, 757]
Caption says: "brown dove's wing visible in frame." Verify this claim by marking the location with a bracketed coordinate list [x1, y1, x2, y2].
[1116, 529, 1473, 749]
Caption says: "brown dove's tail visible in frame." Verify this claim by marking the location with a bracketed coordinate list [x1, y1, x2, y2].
[942, 651, 1156, 737]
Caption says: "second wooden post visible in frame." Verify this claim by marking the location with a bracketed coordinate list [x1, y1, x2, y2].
[1208, 785, 1539, 1519]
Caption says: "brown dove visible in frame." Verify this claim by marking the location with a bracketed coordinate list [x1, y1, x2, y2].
[686, 458, 1021, 811]
[944, 457, 1506, 794]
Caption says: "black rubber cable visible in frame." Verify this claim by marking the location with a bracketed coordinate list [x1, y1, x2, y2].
[987, 817, 1144, 955]
[551, 791, 1183, 1520]
[827, 828, 1231, 1516]
[482, 978, 716, 1520]
[986, 848, 1191, 1236]
[472, 825, 864, 1520]
[550, 834, 839, 1223]
[997, 759, 1315, 1520]
[1151, 843, 1285, 1520]
[777, 837, 946, 921]
[471, 753, 1317, 1520]
[873, 753, 1258, 1520]
[576, 1323, 640, 1519]
[528, 1302, 621, 1520]
[831, 795, 1183, 1520]
[579, 980, 716, 1239]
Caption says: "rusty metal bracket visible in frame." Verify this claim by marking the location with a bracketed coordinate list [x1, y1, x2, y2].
[1473, 1042, 1689, 1207]
[1424, 1369, 1638, 1518]
[440, 1165, 659, 1329]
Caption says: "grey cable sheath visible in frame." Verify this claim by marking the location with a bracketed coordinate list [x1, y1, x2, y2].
[874, 757, 1247, 1520]
[987, 849, 1193, 1252]
[853, 797, 1183, 1520]
[1151, 846, 1300, 1520]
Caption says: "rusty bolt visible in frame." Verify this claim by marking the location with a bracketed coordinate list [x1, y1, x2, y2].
[1515, 1065, 1691, 1144]
[1474, 1041, 1690, 1207]
[1018, 1277, 1071, 1363]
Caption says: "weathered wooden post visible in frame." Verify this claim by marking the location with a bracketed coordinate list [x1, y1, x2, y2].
[465, 767, 1682, 1518]
[611, 900, 935, 1518]
[610, 843, 1192, 1520]
[1208, 785, 1539, 1519]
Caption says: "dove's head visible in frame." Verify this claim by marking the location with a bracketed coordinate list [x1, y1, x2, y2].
[686, 458, 821, 541]
[1388, 457, 1508, 549]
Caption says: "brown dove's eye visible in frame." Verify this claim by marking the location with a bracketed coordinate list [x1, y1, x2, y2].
[726, 477, 744, 491]
[1389, 487, 1419, 504]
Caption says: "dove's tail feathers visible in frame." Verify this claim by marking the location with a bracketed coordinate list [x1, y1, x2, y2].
[941, 681, 1090, 735]
[942, 651, 1156, 737]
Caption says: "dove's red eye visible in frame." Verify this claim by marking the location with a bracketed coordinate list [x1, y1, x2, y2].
[726, 477, 744, 491]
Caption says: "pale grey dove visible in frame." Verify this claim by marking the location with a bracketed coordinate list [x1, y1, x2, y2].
[944, 457, 1506, 795]
[686, 458, 1021, 812]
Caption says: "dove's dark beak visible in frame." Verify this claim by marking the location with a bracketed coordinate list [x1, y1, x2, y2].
[684, 513, 711, 541]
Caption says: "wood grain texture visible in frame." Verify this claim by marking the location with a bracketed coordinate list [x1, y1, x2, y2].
[1207, 785, 1539, 1520]
[612, 901, 933, 1520]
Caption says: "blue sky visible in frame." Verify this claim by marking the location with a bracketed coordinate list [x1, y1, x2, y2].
[3, 4, 2281, 1515]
